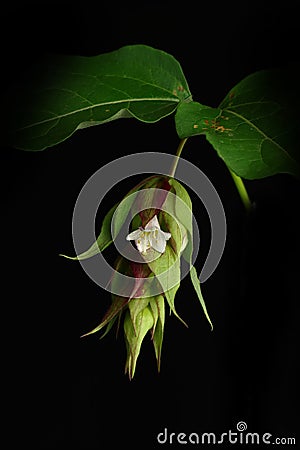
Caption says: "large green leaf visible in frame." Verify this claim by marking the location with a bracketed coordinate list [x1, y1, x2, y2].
[8, 45, 191, 150]
[175, 68, 300, 179]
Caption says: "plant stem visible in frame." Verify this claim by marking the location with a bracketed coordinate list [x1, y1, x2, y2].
[169, 137, 188, 178]
[229, 168, 252, 212]
[169, 138, 252, 213]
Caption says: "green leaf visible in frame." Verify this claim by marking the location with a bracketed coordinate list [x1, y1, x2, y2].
[175, 68, 300, 179]
[161, 210, 182, 255]
[99, 315, 119, 340]
[149, 296, 159, 335]
[168, 178, 193, 263]
[111, 185, 146, 239]
[61, 175, 157, 261]
[80, 258, 130, 338]
[81, 295, 128, 337]
[130, 176, 171, 227]
[175, 102, 221, 139]
[152, 319, 164, 372]
[8, 45, 191, 151]
[124, 307, 154, 379]
[150, 295, 165, 371]
[128, 297, 150, 332]
[168, 179, 212, 329]
[190, 265, 213, 330]
[147, 245, 187, 326]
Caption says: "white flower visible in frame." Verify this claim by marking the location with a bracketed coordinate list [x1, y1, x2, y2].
[126, 215, 171, 255]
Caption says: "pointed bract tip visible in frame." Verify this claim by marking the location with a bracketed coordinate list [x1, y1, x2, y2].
[59, 253, 77, 260]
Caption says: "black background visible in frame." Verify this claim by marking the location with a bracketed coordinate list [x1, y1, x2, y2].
[2, 1, 299, 448]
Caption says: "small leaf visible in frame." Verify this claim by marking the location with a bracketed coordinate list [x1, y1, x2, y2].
[148, 245, 187, 326]
[168, 178, 193, 263]
[7, 45, 191, 151]
[81, 257, 130, 337]
[149, 296, 159, 335]
[166, 179, 212, 329]
[151, 295, 165, 371]
[61, 175, 156, 261]
[127, 262, 153, 300]
[190, 265, 213, 330]
[124, 307, 154, 379]
[60, 203, 117, 260]
[111, 184, 147, 239]
[147, 244, 179, 297]
[153, 320, 164, 372]
[161, 210, 182, 255]
[168, 178, 192, 227]
[81, 295, 128, 337]
[175, 68, 300, 179]
[128, 297, 150, 332]
[100, 314, 119, 339]
[133, 176, 171, 226]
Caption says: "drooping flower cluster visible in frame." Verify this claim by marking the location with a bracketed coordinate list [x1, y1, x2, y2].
[63, 175, 212, 379]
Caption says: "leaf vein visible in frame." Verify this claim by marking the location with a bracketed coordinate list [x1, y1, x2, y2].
[224, 109, 291, 160]
[18, 97, 179, 131]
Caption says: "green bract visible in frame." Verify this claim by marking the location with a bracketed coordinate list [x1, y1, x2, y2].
[62, 175, 212, 379]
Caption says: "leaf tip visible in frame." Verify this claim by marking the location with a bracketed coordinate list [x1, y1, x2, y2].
[174, 310, 188, 328]
[59, 253, 77, 260]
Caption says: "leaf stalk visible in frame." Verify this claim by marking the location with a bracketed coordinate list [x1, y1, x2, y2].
[229, 169, 252, 213]
[169, 138, 188, 178]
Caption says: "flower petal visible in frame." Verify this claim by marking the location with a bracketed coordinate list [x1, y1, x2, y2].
[161, 231, 171, 240]
[150, 230, 168, 253]
[126, 229, 143, 241]
[127, 216, 171, 255]
[144, 214, 160, 231]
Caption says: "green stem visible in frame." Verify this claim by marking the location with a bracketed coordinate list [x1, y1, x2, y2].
[170, 139, 252, 213]
[229, 168, 252, 212]
[169, 137, 188, 178]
